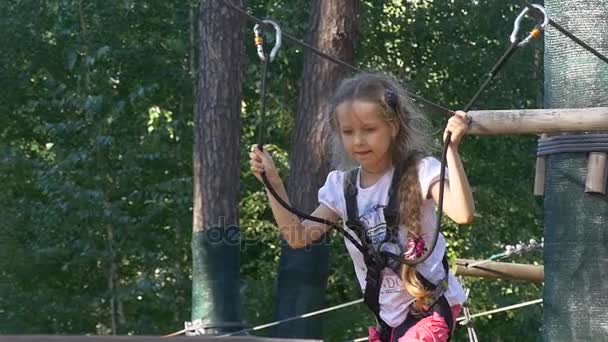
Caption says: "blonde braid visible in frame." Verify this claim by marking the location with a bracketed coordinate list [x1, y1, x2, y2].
[398, 153, 433, 311]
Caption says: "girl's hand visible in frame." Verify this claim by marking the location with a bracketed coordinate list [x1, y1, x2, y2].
[249, 144, 282, 187]
[443, 110, 471, 148]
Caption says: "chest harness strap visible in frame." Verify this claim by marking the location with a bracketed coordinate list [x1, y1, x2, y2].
[343, 165, 454, 342]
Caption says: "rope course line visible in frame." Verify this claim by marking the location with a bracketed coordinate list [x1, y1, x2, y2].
[463, 238, 543, 269]
[162, 298, 365, 337]
[428, 4, 548, 269]
[164, 296, 545, 339]
[457, 298, 543, 321]
[461, 289, 479, 342]
[253, 0, 548, 269]
[220, 0, 359, 72]
[218, 0, 453, 116]
[521, 0, 608, 64]
[216, 299, 365, 337]
[221, 0, 608, 115]
[169, 0, 606, 338]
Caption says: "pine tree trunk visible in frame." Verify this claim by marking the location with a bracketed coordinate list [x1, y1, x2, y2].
[543, 1, 608, 341]
[274, 0, 359, 338]
[192, 0, 244, 334]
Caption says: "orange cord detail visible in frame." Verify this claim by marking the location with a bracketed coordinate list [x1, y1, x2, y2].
[530, 28, 542, 39]
[255, 36, 264, 46]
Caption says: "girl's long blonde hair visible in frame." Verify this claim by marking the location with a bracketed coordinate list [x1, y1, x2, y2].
[327, 72, 436, 310]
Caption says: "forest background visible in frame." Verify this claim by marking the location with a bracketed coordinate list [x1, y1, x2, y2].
[0, 0, 545, 341]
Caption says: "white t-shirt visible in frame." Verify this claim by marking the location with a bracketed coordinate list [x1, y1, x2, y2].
[318, 156, 467, 327]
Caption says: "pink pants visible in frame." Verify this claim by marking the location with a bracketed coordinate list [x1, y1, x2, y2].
[368, 305, 462, 342]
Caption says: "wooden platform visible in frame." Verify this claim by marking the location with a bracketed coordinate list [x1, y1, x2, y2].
[0, 337, 321, 342]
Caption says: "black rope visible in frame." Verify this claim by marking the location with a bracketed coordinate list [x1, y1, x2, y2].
[254, 51, 366, 252]
[232, 1, 605, 332]
[222, 0, 358, 73]
[247, 2, 588, 268]
[260, 172, 366, 252]
[463, 41, 521, 112]
[414, 38, 525, 267]
[219, 0, 453, 117]
[250, 2, 534, 266]
[521, 0, 608, 65]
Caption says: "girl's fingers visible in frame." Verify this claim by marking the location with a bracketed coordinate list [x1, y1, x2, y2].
[453, 110, 472, 125]
[250, 145, 263, 161]
[447, 116, 469, 132]
[453, 110, 468, 119]
[445, 114, 469, 144]
[251, 163, 264, 173]
[250, 158, 264, 168]
[250, 145, 272, 161]
[249, 152, 262, 163]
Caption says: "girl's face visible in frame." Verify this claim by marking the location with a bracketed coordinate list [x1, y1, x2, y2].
[336, 100, 397, 174]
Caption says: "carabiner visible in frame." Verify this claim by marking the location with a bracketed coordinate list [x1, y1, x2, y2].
[253, 20, 282, 62]
[510, 4, 549, 47]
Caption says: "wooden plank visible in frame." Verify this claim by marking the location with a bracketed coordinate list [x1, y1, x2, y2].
[0, 336, 321, 342]
[455, 259, 544, 283]
[467, 107, 608, 135]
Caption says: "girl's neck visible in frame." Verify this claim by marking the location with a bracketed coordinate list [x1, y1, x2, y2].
[359, 162, 393, 188]
[360, 155, 393, 175]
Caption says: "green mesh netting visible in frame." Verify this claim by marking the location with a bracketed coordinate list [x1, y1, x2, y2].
[273, 238, 329, 339]
[543, 153, 608, 341]
[192, 228, 243, 334]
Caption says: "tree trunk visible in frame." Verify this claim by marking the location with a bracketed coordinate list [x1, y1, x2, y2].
[543, 1, 608, 341]
[274, 0, 359, 338]
[192, 0, 244, 334]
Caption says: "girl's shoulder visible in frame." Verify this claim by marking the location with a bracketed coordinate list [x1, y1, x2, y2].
[416, 155, 440, 171]
[318, 169, 352, 219]
[415, 155, 444, 197]
[325, 169, 347, 182]
[319, 169, 349, 196]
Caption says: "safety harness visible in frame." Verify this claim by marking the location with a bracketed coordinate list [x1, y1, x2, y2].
[343, 160, 454, 342]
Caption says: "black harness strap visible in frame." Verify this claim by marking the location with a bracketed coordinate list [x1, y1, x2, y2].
[344, 164, 454, 342]
[344, 168, 390, 339]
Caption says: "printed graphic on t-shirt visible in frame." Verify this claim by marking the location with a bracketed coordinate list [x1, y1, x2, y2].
[381, 272, 403, 294]
[358, 203, 406, 296]
[358, 203, 387, 246]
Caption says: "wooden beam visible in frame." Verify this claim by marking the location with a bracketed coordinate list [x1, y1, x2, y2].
[455, 259, 544, 283]
[466, 107, 608, 135]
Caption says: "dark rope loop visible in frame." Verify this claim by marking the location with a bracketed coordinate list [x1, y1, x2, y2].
[251, 2, 545, 267]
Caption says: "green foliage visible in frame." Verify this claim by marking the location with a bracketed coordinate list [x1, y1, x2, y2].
[2, 0, 543, 340]
[1, 0, 194, 334]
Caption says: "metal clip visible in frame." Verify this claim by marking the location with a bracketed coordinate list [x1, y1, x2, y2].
[253, 20, 282, 62]
[510, 4, 549, 47]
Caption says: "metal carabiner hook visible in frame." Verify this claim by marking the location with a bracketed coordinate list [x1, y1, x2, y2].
[253, 20, 282, 63]
[510, 4, 549, 47]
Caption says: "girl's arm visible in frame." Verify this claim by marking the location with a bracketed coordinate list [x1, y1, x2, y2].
[430, 111, 475, 224]
[250, 146, 339, 248]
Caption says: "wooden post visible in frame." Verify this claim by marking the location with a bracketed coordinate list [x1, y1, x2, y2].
[534, 134, 548, 196]
[585, 152, 608, 194]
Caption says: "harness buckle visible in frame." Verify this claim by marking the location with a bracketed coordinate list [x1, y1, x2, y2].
[510, 4, 549, 47]
[253, 20, 282, 62]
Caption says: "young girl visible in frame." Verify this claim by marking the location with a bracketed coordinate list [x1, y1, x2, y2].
[249, 73, 474, 342]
